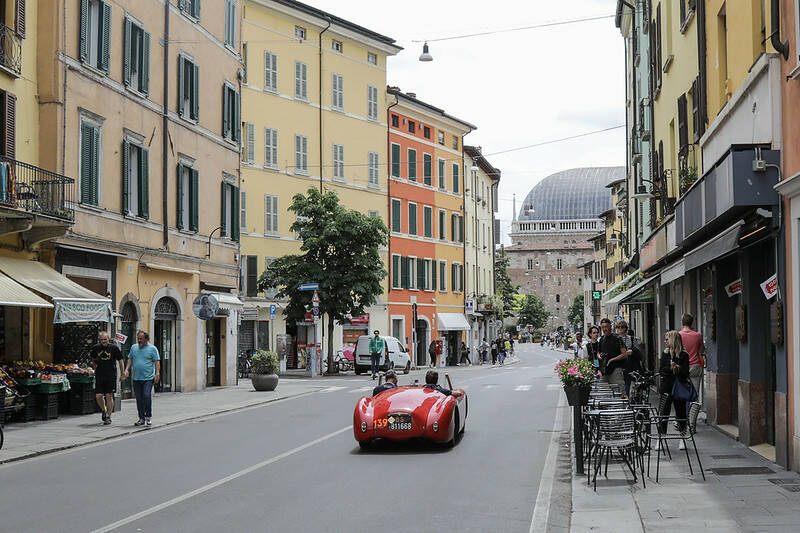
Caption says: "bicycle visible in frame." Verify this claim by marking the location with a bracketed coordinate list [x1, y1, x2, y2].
[238, 351, 253, 379]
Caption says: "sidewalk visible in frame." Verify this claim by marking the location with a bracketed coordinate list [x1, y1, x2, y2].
[0, 378, 322, 464]
[569, 420, 800, 532]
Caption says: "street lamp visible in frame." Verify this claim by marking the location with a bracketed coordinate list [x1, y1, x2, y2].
[418, 42, 433, 62]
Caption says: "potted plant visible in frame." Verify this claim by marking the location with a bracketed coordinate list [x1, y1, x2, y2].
[251, 350, 279, 391]
[554, 357, 595, 406]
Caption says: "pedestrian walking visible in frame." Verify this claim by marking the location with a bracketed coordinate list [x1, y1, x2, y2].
[122, 330, 160, 427]
[458, 341, 471, 365]
[502, 338, 511, 365]
[428, 340, 437, 368]
[616, 320, 642, 396]
[571, 332, 587, 358]
[479, 338, 489, 365]
[658, 330, 690, 450]
[509, 336, 515, 355]
[90, 331, 123, 425]
[491, 338, 498, 365]
[679, 313, 705, 398]
[368, 330, 385, 379]
[435, 340, 443, 367]
[598, 318, 625, 388]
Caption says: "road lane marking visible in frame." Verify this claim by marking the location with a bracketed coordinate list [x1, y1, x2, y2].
[319, 386, 346, 393]
[483, 384, 497, 389]
[89, 425, 352, 533]
[530, 391, 568, 533]
[546, 384, 562, 391]
[515, 385, 531, 391]
[351, 386, 373, 393]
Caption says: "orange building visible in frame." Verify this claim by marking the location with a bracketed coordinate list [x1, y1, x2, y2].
[386, 88, 475, 366]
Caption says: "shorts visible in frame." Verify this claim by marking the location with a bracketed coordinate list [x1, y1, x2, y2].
[95, 376, 117, 394]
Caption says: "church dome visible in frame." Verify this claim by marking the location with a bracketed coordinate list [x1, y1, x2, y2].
[518, 167, 622, 221]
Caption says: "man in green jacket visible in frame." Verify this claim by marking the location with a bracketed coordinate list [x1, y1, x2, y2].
[369, 330, 385, 380]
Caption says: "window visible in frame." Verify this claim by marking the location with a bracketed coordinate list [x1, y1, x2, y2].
[221, 181, 240, 240]
[122, 140, 149, 218]
[451, 263, 464, 292]
[240, 190, 247, 230]
[392, 255, 401, 289]
[243, 123, 254, 162]
[438, 159, 445, 189]
[332, 73, 343, 110]
[222, 83, 241, 142]
[368, 210, 378, 218]
[294, 61, 308, 99]
[294, 134, 308, 173]
[408, 120, 415, 133]
[423, 206, 432, 238]
[558, 277, 562, 286]
[295, 25, 306, 40]
[391, 199, 401, 232]
[391, 114, 399, 127]
[79, 121, 101, 206]
[408, 203, 417, 235]
[244, 256, 258, 297]
[439, 261, 447, 291]
[178, 55, 199, 120]
[332, 39, 343, 52]
[407, 257, 417, 290]
[333, 143, 344, 180]
[438, 131, 444, 145]
[264, 194, 278, 234]
[527, 259, 534, 270]
[176, 163, 198, 231]
[79, 0, 111, 73]
[438, 209, 446, 240]
[123, 18, 151, 94]
[423, 126, 431, 139]
[179, 0, 201, 20]
[264, 128, 278, 168]
[390, 143, 400, 177]
[423, 153, 432, 186]
[368, 152, 379, 186]
[367, 85, 378, 120]
[423, 259, 432, 290]
[556, 294, 560, 303]
[557, 258, 563, 270]
[452, 136, 459, 150]
[677, 93, 688, 161]
[1, 90, 16, 159]
[224, 0, 236, 47]
[264, 51, 277, 92]
[407, 148, 417, 181]
[367, 52, 377, 65]
[452, 163, 460, 193]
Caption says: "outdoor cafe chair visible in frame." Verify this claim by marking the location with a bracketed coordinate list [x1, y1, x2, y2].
[591, 409, 643, 491]
[645, 396, 706, 482]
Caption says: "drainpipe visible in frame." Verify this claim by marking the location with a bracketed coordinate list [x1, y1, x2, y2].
[318, 16, 332, 193]
[770, 0, 789, 60]
[696, 0, 707, 136]
[162, 0, 170, 247]
[386, 91, 399, 294]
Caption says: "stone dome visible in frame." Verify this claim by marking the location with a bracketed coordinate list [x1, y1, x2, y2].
[518, 167, 622, 221]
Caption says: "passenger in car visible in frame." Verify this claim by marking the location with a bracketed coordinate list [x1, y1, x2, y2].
[423, 370, 463, 398]
[372, 369, 398, 396]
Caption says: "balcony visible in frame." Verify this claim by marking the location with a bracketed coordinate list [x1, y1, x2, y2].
[0, 24, 22, 76]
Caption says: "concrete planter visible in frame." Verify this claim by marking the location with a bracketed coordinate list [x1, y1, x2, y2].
[252, 373, 279, 391]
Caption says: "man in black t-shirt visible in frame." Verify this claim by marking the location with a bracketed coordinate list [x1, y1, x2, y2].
[90, 331, 124, 425]
[598, 318, 626, 388]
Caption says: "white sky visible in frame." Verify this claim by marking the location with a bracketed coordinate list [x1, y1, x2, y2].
[313, 0, 626, 243]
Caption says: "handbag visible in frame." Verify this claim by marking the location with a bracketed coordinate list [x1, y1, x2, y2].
[671, 377, 698, 402]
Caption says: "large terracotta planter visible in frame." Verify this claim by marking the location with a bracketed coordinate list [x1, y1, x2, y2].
[563, 385, 591, 406]
[252, 373, 279, 391]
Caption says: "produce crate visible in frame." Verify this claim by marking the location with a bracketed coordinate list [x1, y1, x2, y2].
[16, 377, 41, 387]
[41, 373, 66, 384]
[37, 383, 66, 394]
[37, 392, 60, 420]
[15, 394, 39, 423]
[67, 374, 95, 385]
[59, 390, 70, 414]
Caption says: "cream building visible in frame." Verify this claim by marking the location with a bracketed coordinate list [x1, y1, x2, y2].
[36, 0, 244, 392]
[238, 0, 401, 370]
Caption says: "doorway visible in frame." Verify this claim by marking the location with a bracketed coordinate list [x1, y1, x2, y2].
[415, 319, 428, 367]
[154, 297, 178, 392]
[206, 318, 221, 386]
[120, 301, 138, 399]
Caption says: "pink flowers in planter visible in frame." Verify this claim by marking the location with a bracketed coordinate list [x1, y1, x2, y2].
[554, 357, 596, 388]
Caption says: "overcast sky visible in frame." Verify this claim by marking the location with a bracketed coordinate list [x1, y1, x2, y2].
[314, 0, 626, 243]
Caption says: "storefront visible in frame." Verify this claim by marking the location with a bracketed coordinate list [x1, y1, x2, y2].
[342, 314, 370, 361]
[436, 313, 470, 366]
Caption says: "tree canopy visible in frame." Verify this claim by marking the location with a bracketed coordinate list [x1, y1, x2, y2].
[567, 294, 585, 332]
[494, 248, 518, 319]
[518, 294, 548, 330]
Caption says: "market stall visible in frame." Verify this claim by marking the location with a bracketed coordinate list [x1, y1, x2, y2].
[0, 362, 97, 422]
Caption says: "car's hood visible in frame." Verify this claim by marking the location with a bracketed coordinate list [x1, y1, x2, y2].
[370, 386, 447, 415]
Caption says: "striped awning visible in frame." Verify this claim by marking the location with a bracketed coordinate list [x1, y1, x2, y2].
[0, 272, 53, 308]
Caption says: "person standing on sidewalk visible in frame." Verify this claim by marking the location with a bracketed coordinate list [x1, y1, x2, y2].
[368, 330, 385, 379]
[585, 326, 601, 372]
[479, 338, 489, 365]
[598, 318, 625, 389]
[490, 338, 498, 365]
[428, 340, 437, 368]
[122, 330, 160, 427]
[90, 331, 123, 425]
[571, 332, 587, 358]
[616, 320, 641, 396]
[459, 341, 471, 366]
[678, 313, 705, 398]
[658, 330, 690, 449]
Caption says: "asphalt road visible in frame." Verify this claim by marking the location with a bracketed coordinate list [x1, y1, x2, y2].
[0, 343, 565, 533]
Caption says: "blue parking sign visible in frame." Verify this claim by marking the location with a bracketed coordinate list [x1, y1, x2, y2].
[270, 304, 277, 317]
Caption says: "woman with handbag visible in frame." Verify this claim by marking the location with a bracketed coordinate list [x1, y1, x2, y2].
[658, 330, 691, 448]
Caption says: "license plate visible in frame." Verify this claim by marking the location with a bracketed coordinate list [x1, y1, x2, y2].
[374, 413, 411, 431]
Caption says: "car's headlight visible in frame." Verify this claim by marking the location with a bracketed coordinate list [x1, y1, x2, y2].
[361, 421, 367, 433]
[432, 421, 439, 432]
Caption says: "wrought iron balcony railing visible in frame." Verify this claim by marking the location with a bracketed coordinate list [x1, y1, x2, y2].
[0, 24, 22, 75]
[0, 156, 75, 222]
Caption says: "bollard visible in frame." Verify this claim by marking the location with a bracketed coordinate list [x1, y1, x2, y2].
[573, 405, 584, 475]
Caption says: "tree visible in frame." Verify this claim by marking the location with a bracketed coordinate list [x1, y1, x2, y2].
[567, 294, 584, 331]
[518, 294, 548, 330]
[494, 248, 518, 319]
[257, 188, 388, 373]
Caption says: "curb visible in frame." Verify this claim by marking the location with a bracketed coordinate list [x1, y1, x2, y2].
[0, 390, 313, 466]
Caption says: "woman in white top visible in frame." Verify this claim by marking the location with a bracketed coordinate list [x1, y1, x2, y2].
[571, 332, 587, 358]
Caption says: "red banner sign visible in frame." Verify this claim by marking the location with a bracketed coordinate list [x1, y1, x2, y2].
[724, 279, 742, 297]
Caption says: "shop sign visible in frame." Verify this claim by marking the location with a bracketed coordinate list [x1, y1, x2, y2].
[724, 279, 742, 297]
[347, 314, 370, 325]
[192, 294, 219, 321]
[465, 299, 475, 314]
[114, 332, 127, 344]
[760, 273, 778, 300]
[54, 301, 113, 324]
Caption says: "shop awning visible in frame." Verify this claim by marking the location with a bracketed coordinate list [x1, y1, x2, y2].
[0, 272, 53, 308]
[208, 292, 243, 310]
[602, 269, 640, 298]
[437, 313, 471, 331]
[605, 276, 657, 310]
[660, 259, 685, 285]
[0, 256, 112, 323]
[684, 221, 743, 272]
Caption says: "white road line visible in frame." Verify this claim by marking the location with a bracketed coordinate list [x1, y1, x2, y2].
[319, 386, 346, 393]
[90, 425, 352, 533]
[530, 392, 567, 533]
[515, 385, 531, 392]
[351, 386, 373, 393]
[483, 384, 497, 389]
[546, 384, 562, 391]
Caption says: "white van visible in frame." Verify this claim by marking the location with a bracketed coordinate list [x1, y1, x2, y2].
[353, 335, 411, 375]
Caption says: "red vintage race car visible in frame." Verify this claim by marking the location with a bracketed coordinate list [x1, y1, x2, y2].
[353, 376, 467, 448]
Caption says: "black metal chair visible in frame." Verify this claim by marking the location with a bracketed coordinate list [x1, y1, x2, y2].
[646, 395, 705, 482]
[591, 409, 641, 491]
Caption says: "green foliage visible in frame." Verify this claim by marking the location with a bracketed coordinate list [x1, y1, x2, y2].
[251, 350, 279, 375]
[567, 294, 585, 331]
[554, 357, 596, 388]
[518, 294, 548, 330]
[494, 249, 518, 318]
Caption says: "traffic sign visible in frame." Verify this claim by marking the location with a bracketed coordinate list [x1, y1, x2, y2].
[298, 283, 319, 291]
[312, 290, 320, 307]
[270, 304, 277, 317]
[312, 307, 320, 316]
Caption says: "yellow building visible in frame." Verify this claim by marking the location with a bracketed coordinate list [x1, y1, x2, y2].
[601, 178, 629, 320]
[34, 0, 244, 392]
[238, 0, 401, 369]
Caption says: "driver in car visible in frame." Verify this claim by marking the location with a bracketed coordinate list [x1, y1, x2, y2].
[372, 369, 398, 396]
[423, 370, 463, 398]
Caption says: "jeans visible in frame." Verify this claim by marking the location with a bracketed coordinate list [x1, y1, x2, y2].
[659, 394, 687, 434]
[689, 365, 703, 399]
[370, 352, 380, 375]
[459, 352, 471, 365]
[133, 379, 154, 420]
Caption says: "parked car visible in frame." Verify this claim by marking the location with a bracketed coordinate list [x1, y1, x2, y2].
[353, 335, 411, 375]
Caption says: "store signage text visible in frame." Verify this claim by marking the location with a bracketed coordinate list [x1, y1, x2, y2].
[760, 274, 778, 300]
[724, 279, 742, 297]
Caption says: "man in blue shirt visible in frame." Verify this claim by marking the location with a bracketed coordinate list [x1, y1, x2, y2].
[122, 330, 161, 426]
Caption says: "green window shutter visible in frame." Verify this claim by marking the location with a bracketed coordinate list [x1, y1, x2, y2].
[391, 144, 400, 177]
[90, 126, 100, 205]
[408, 204, 416, 235]
[401, 257, 409, 289]
[459, 215, 464, 243]
[220, 181, 227, 236]
[424, 207, 432, 238]
[423, 154, 432, 185]
[391, 199, 400, 232]
[408, 149, 416, 180]
[392, 256, 399, 288]
[190, 169, 199, 231]
[99, 1, 111, 73]
[121, 140, 130, 214]
[194, 0, 201, 20]
[191, 64, 199, 120]
[79, 0, 89, 62]
[142, 31, 151, 94]
[233, 185, 240, 241]
[177, 56, 185, 115]
[431, 260, 437, 291]
[417, 258, 424, 289]
[178, 0, 186, 11]
[451, 213, 456, 241]
[233, 92, 241, 143]
[176, 164, 184, 229]
[123, 18, 131, 85]
[452, 264, 457, 291]
[80, 123, 92, 203]
[139, 147, 149, 218]
[222, 85, 229, 137]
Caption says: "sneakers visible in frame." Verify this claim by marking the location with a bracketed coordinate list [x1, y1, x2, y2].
[103, 418, 111, 425]
[679, 440, 686, 450]
[134, 419, 145, 426]
[101, 411, 107, 423]
[146, 418, 152, 426]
